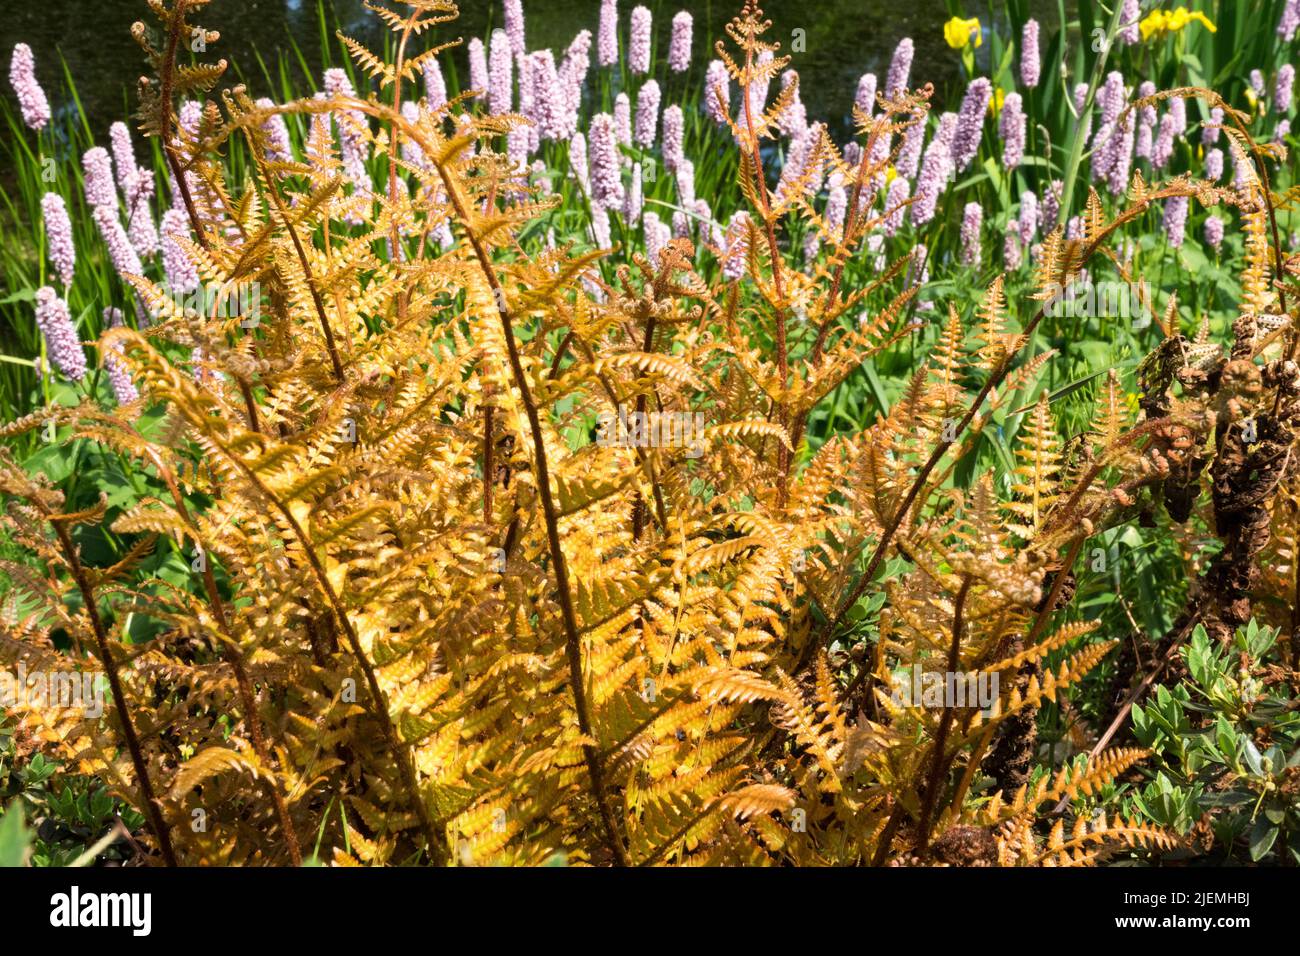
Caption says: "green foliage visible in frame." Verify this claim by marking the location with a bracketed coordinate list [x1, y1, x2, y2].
[0, 799, 33, 867]
[0, 720, 141, 866]
[1131, 621, 1300, 863]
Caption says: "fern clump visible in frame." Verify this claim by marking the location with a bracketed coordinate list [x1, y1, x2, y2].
[0, 0, 1296, 868]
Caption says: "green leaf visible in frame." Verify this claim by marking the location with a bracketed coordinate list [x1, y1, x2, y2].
[1215, 715, 1237, 763]
[1241, 738, 1265, 777]
[0, 289, 36, 306]
[1249, 816, 1278, 861]
[0, 802, 33, 868]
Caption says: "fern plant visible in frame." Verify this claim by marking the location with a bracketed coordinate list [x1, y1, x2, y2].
[2, 0, 1294, 867]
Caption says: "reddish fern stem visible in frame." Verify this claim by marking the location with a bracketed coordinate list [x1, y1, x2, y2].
[158, 1, 210, 255]
[817, 228, 1120, 651]
[915, 575, 971, 854]
[403, 112, 631, 866]
[220, 442, 446, 863]
[146, 448, 303, 866]
[739, 40, 792, 497]
[45, 515, 178, 866]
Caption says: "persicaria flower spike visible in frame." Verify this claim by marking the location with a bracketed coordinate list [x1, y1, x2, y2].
[101, 307, 139, 406]
[323, 69, 369, 189]
[160, 208, 200, 294]
[109, 122, 138, 194]
[569, 131, 590, 193]
[504, 0, 526, 56]
[722, 211, 750, 280]
[1152, 112, 1176, 169]
[41, 193, 76, 288]
[93, 204, 143, 281]
[911, 112, 956, 226]
[9, 43, 50, 131]
[531, 51, 566, 140]
[1020, 20, 1040, 89]
[1276, 64, 1295, 113]
[1119, 0, 1141, 44]
[999, 91, 1026, 168]
[643, 211, 669, 268]
[776, 71, 807, 138]
[629, 6, 652, 75]
[588, 112, 624, 209]
[1202, 106, 1223, 144]
[1019, 190, 1038, 245]
[1163, 194, 1188, 248]
[882, 177, 910, 236]
[1204, 214, 1224, 250]
[489, 29, 513, 115]
[959, 201, 982, 266]
[1040, 179, 1063, 231]
[468, 38, 488, 99]
[1205, 147, 1224, 181]
[668, 12, 693, 73]
[83, 147, 117, 210]
[635, 79, 661, 147]
[126, 169, 160, 259]
[676, 158, 696, 206]
[425, 59, 447, 112]
[1003, 226, 1022, 270]
[1281, 0, 1300, 41]
[34, 286, 85, 381]
[1138, 81, 1157, 125]
[1106, 115, 1135, 196]
[885, 37, 913, 98]
[951, 78, 992, 172]
[598, 0, 619, 66]
[662, 104, 685, 172]
[1168, 97, 1186, 136]
[608, 94, 628, 150]
[896, 112, 926, 179]
[855, 73, 877, 118]
[1098, 71, 1126, 127]
[255, 99, 293, 164]
[704, 60, 731, 125]
[560, 31, 592, 122]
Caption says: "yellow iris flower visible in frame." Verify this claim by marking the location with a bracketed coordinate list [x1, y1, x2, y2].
[944, 16, 983, 50]
[1140, 7, 1217, 41]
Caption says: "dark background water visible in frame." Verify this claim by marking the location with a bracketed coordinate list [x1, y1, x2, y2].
[4, 0, 1064, 140]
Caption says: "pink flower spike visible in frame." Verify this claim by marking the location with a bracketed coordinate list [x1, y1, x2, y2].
[959, 201, 982, 266]
[663, 104, 685, 172]
[468, 38, 488, 100]
[589, 112, 624, 209]
[599, 0, 619, 67]
[9, 44, 50, 132]
[35, 286, 85, 381]
[101, 307, 139, 405]
[885, 38, 913, 98]
[668, 12, 693, 73]
[41, 193, 76, 288]
[635, 79, 661, 147]
[83, 147, 117, 210]
[504, 0, 526, 57]
[704, 60, 731, 125]
[489, 29, 513, 115]
[629, 6, 653, 75]
[1020, 19, 1041, 89]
